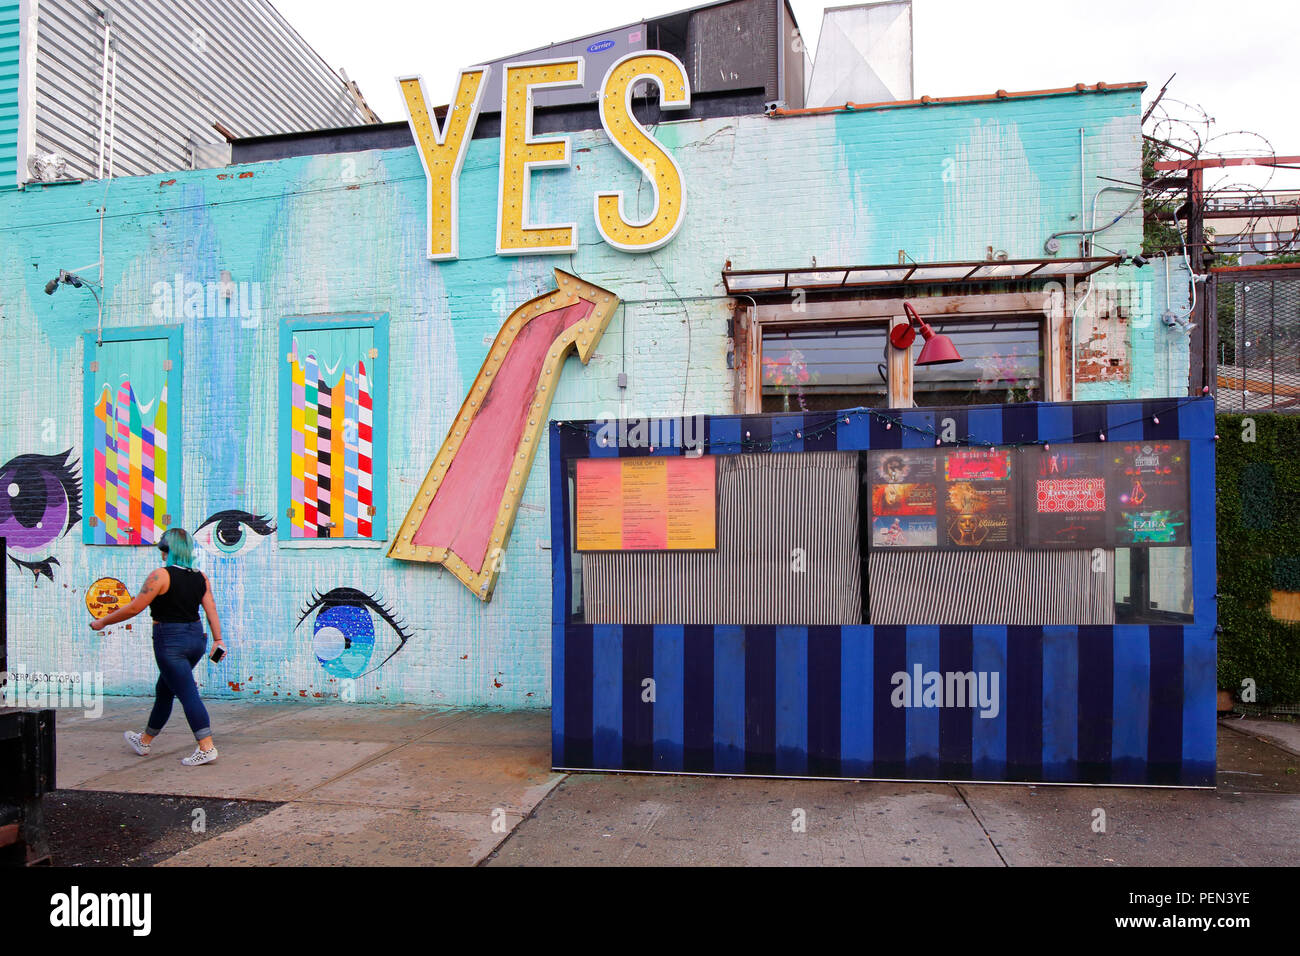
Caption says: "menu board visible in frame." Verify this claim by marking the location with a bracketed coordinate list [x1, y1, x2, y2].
[1024, 444, 1111, 549]
[575, 456, 717, 551]
[867, 447, 1016, 550]
[1108, 440, 1189, 547]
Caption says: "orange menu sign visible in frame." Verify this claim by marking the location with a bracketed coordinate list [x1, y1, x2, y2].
[575, 456, 717, 551]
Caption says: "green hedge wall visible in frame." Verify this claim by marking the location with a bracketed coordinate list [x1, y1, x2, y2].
[1216, 413, 1300, 705]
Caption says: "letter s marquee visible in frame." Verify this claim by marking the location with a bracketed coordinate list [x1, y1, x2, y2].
[397, 51, 691, 260]
[595, 52, 690, 253]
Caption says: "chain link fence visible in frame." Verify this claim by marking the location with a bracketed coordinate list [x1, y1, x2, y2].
[1216, 270, 1300, 411]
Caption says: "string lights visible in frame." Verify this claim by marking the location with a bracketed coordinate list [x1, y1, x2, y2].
[554, 397, 1210, 453]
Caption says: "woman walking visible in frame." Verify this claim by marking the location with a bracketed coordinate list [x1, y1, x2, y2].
[90, 528, 225, 765]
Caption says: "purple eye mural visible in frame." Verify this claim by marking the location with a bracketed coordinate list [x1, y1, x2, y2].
[0, 450, 82, 584]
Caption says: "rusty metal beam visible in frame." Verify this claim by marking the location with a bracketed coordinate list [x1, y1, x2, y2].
[1153, 154, 1300, 171]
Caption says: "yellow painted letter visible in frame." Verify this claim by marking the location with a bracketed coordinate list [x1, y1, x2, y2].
[497, 58, 584, 255]
[595, 52, 690, 252]
[399, 68, 489, 260]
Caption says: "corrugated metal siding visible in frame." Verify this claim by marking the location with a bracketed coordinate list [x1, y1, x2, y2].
[779, 0, 803, 108]
[686, 0, 778, 99]
[0, 1, 19, 182]
[32, 0, 370, 180]
[868, 549, 1116, 625]
[581, 452, 863, 625]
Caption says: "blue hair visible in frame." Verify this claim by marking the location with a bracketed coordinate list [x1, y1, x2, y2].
[159, 528, 196, 569]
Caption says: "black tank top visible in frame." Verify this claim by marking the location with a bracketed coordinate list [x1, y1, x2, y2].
[150, 567, 206, 623]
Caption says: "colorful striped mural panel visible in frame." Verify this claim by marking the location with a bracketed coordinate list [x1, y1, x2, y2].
[289, 348, 374, 538]
[88, 379, 169, 545]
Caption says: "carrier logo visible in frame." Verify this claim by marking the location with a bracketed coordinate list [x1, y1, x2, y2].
[587, 39, 616, 53]
[50, 886, 151, 936]
[890, 665, 1001, 719]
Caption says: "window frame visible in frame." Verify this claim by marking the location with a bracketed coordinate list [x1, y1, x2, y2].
[277, 312, 389, 547]
[742, 290, 1069, 413]
[759, 321, 892, 413]
[908, 315, 1047, 408]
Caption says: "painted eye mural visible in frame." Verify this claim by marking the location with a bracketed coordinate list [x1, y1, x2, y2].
[0, 450, 82, 584]
[295, 587, 412, 679]
[195, 509, 276, 558]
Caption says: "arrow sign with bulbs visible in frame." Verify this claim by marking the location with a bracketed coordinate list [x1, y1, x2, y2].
[389, 270, 619, 600]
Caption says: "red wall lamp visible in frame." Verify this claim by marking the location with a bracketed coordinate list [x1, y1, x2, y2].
[889, 302, 963, 366]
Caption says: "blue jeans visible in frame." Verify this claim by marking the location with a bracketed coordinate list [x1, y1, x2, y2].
[146, 621, 213, 741]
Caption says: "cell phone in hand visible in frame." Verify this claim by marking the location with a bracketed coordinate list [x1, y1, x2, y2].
[210, 646, 226, 663]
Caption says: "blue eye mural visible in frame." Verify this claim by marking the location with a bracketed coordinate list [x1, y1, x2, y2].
[195, 509, 276, 558]
[0, 450, 82, 584]
[295, 587, 412, 679]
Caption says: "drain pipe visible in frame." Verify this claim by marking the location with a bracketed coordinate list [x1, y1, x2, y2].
[1079, 128, 1086, 256]
[1069, 184, 1143, 398]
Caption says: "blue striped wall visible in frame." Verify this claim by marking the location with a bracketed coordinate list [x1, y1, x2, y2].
[550, 398, 1218, 787]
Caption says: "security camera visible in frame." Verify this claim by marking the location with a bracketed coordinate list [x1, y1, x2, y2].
[44, 269, 86, 294]
[1131, 253, 1148, 268]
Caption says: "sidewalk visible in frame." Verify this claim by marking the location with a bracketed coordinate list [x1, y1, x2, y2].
[54, 697, 562, 866]
[1229, 716, 1300, 757]
[52, 698, 1300, 866]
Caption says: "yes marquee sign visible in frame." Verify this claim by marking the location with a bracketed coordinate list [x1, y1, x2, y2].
[399, 52, 690, 259]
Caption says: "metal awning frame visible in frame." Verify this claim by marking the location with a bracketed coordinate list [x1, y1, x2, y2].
[721, 256, 1123, 296]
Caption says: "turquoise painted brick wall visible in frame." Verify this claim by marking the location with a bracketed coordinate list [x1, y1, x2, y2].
[0, 87, 1181, 709]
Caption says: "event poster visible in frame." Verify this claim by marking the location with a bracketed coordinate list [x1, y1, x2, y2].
[868, 448, 1015, 550]
[868, 450, 940, 549]
[574, 456, 717, 551]
[1109, 440, 1189, 547]
[941, 448, 1015, 548]
[1023, 444, 1111, 548]
[872, 515, 938, 548]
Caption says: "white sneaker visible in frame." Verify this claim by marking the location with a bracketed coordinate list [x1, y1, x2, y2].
[181, 746, 218, 766]
[124, 730, 151, 756]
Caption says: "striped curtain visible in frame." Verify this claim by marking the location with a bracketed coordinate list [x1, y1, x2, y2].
[868, 549, 1115, 625]
[581, 452, 863, 625]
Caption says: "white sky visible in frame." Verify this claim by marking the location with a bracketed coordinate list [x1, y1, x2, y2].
[274, 0, 1299, 191]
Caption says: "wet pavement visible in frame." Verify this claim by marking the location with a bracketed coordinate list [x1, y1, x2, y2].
[51, 697, 561, 866]
[46, 698, 1300, 866]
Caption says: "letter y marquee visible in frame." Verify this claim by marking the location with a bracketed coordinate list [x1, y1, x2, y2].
[389, 271, 619, 600]
[398, 67, 489, 260]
